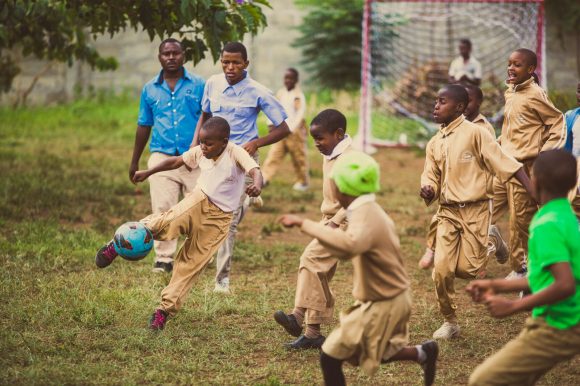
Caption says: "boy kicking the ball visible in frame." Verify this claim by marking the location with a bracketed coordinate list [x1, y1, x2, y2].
[280, 152, 439, 386]
[95, 117, 262, 330]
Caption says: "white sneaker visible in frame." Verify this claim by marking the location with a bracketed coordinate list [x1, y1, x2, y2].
[505, 270, 526, 280]
[432, 322, 460, 340]
[213, 278, 230, 294]
[292, 182, 309, 192]
[244, 195, 264, 208]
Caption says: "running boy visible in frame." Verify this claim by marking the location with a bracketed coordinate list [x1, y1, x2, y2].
[467, 149, 580, 386]
[95, 117, 263, 330]
[500, 48, 566, 279]
[262, 68, 310, 191]
[421, 84, 534, 339]
[280, 152, 439, 386]
[273, 109, 352, 349]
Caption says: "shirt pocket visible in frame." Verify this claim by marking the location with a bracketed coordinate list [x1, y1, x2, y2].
[234, 106, 256, 119]
[185, 94, 201, 116]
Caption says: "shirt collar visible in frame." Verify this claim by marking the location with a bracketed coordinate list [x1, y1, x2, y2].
[506, 76, 534, 92]
[155, 67, 190, 84]
[439, 115, 465, 137]
[325, 135, 352, 160]
[220, 71, 250, 95]
[471, 113, 485, 124]
[347, 193, 376, 213]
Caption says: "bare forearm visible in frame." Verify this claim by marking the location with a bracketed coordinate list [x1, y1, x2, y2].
[147, 156, 185, 175]
[491, 278, 530, 293]
[249, 167, 263, 188]
[514, 168, 535, 200]
[254, 121, 290, 148]
[512, 281, 575, 313]
[192, 112, 211, 147]
[131, 125, 151, 166]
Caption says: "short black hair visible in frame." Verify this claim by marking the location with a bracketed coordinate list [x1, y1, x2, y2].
[514, 48, 537, 67]
[533, 149, 577, 197]
[459, 38, 472, 49]
[286, 67, 299, 79]
[464, 84, 483, 102]
[441, 84, 469, 108]
[201, 117, 230, 138]
[159, 38, 183, 52]
[311, 109, 347, 133]
[222, 42, 248, 61]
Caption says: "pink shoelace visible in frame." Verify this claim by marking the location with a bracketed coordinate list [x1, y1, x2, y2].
[103, 242, 118, 262]
[150, 310, 167, 330]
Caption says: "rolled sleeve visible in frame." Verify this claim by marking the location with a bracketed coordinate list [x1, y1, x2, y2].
[201, 81, 212, 113]
[182, 147, 202, 169]
[137, 87, 154, 126]
[232, 145, 260, 173]
[259, 93, 288, 127]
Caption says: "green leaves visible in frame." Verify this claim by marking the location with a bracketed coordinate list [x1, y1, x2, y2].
[0, 0, 271, 92]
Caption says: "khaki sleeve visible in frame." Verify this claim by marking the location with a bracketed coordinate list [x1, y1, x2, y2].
[420, 138, 441, 206]
[329, 208, 346, 226]
[533, 90, 566, 152]
[301, 216, 373, 260]
[232, 145, 260, 173]
[478, 128, 522, 183]
[182, 146, 202, 169]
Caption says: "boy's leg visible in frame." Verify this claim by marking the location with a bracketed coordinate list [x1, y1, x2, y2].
[489, 177, 509, 263]
[320, 352, 346, 386]
[454, 201, 491, 280]
[287, 128, 310, 187]
[261, 139, 287, 184]
[468, 318, 580, 386]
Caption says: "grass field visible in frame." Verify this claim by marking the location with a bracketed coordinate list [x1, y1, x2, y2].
[1, 96, 578, 385]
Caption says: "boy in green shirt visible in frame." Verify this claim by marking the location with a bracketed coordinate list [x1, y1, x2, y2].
[466, 149, 580, 386]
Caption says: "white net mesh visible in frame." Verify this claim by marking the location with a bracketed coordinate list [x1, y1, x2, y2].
[359, 0, 544, 147]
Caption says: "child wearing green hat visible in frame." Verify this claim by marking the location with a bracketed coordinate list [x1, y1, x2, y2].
[280, 151, 439, 386]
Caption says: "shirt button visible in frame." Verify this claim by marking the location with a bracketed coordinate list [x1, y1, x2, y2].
[168, 103, 171, 106]
[172, 97, 175, 100]
[174, 121, 177, 125]
[173, 109, 176, 112]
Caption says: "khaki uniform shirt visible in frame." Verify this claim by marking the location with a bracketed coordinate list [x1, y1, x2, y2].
[421, 115, 522, 206]
[301, 195, 409, 302]
[321, 137, 353, 224]
[472, 113, 496, 137]
[501, 77, 566, 161]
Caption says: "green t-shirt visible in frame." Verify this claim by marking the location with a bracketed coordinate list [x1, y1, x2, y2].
[528, 198, 580, 329]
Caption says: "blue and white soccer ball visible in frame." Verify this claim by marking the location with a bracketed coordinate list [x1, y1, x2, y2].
[113, 222, 153, 261]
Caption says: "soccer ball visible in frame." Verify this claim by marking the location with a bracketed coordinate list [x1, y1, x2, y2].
[113, 222, 153, 261]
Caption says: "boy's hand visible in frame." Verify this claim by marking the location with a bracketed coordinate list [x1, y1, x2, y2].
[327, 221, 339, 229]
[132, 170, 150, 183]
[279, 214, 304, 228]
[420, 185, 435, 200]
[242, 140, 259, 156]
[484, 295, 517, 318]
[246, 183, 262, 197]
[466, 280, 495, 303]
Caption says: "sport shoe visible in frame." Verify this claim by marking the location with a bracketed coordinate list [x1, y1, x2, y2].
[421, 340, 439, 386]
[432, 321, 460, 339]
[505, 270, 526, 280]
[214, 277, 230, 294]
[273, 311, 303, 337]
[418, 248, 434, 269]
[244, 195, 264, 208]
[284, 334, 325, 350]
[292, 182, 309, 192]
[152, 261, 173, 273]
[489, 225, 508, 264]
[149, 309, 168, 330]
[95, 240, 118, 268]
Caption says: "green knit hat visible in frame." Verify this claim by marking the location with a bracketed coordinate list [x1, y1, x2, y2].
[331, 151, 380, 197]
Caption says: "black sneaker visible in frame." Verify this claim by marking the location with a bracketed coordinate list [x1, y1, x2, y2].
[421, 340, 439, 386]
[149, 309, 169, 330]
[95, 240, 118, 268]
[284, 335, 325, 350]
[152, 261, 173, 273]
[273, 311, 303, 337]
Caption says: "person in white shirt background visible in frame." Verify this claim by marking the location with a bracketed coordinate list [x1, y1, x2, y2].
[448, 38, 482, 86]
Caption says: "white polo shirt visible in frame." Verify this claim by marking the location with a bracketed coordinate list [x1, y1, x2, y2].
[182, 143, 259, 212]
[448, 56, 482, 82]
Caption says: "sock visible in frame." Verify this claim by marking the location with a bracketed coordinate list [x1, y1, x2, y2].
[320, 352, 346, 386]
[305, 324, 321, 339]
[416, 345, 427, 363]
[292, 307, 305, 326]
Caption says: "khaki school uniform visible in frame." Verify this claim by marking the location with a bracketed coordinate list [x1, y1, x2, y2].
[294, 136, 352, 324]
[501, 77, 566, 272]
[421, 115, 521, 321]
[300, 195, 410, 376]
[141, 143, 259, 316]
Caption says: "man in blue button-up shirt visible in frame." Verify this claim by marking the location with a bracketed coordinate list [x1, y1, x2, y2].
[194, 42, 290, 292]
[130, 38, 205, 273]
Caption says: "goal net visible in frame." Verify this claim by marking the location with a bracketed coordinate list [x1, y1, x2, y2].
[357, 0, 545, 150]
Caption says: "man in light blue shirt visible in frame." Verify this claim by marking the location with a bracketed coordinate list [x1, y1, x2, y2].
[130, 38, 205, 273]
[194, 42, 290, 292]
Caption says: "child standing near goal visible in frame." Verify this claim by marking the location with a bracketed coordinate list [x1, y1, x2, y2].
[280, 151, 439, 386]
[467, 149, 580, 386]
[500, 48, 566, 279]
[273, 109, 353, 349]
[421, 84, 534, 339]
[95, 117, 263, 330]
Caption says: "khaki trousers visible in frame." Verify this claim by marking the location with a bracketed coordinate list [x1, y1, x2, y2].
[432, 200, 491, 321]
[141, 188, 233, 316]
[261, 127, 309, 186]
[469, 318, 580, 386]
[506, 161, 538, 273]
[294, 217, 346, 324]
[148, 152, 200, 264]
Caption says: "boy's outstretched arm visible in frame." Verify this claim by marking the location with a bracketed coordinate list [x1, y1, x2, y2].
[132, 156, 185, 183]
[246, 167, 263, 197]
[243, 121, 290, 156]
[466, 278, 530, 303]
[513, 168, 536, 202]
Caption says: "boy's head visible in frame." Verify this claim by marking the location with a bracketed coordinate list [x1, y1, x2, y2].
[433, 85, 468, 125]
[508, 48, 537, 85]
[284, 68, 299, 91]
[158, 38, 184, 72]
[310, 109, 347, 156]
[464, 84, 483, 121]
[330, 151, 380, 208]
[458, 38, 472, 59]
[221, 42, 249, 85]
[532, 149, 577, 201]
[199, 117, 230, 159]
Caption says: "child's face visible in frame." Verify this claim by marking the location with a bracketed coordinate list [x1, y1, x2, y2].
[464, 89, 481, 120]
[433, 89, 463, 124]
[310, 124, 345, 156]
[284, 71, 298, 90]
[459, 42, 471, 59]
[199, 129, 228, 159]
[221, 51, 249, 85]
[507, 51, 535, 84]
